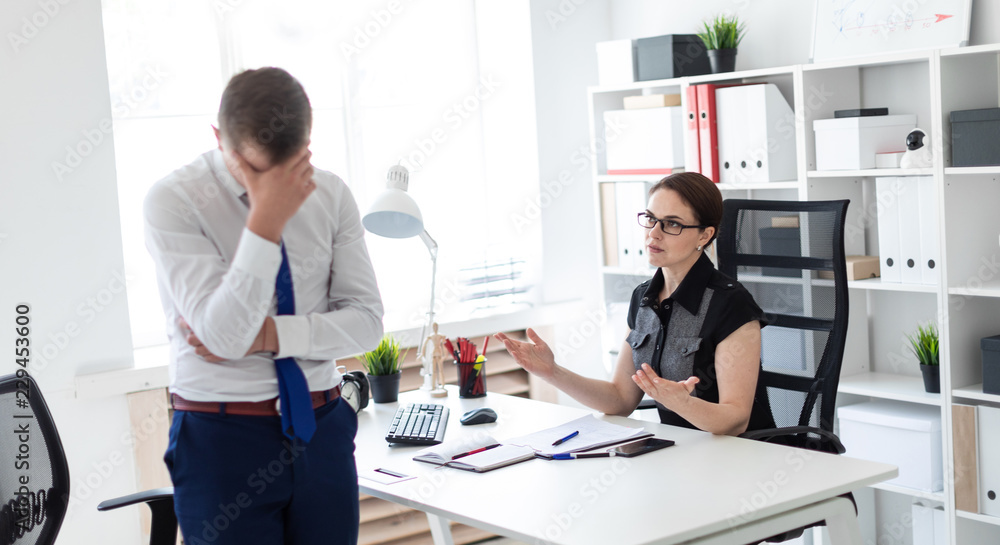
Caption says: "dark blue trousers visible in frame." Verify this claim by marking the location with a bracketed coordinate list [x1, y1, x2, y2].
[164, 397, 359, 545]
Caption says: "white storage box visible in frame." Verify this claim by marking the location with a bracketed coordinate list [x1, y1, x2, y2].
[837, 400, 942, 492]
[596, 39, 636, 86]
[813, 114, 916, 170]
[604, 107, 684, 175]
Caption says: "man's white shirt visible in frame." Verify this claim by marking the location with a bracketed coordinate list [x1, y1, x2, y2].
[144, 149, 384, 401]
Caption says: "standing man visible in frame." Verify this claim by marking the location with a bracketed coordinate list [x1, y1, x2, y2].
[144, 67, 383, 544]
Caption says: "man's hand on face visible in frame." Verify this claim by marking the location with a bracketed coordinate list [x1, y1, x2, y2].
[224, 146, 315, 243]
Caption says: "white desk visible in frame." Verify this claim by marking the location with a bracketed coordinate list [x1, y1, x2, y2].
[355, 387, 896, 545]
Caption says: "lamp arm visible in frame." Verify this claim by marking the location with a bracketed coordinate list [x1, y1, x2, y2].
[415, 230, 439, 385]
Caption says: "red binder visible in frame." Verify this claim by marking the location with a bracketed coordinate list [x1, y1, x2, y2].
[696, 83, 721, 183]
[684, 85, 701, 174]
[696, 83, 763, 183]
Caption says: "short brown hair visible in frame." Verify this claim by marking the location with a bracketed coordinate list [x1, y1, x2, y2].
[648, 172, 723, 247]
[218, 67, 312, 165]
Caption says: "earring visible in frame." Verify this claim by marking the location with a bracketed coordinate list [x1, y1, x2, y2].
[697, 245, 702, 252]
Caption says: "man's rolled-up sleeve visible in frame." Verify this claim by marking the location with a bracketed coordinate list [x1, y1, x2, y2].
[271, 183, 384, 360]
[144, 182, 282, 359]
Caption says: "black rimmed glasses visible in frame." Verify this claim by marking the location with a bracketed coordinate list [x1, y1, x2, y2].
[637, 212, 707, 236]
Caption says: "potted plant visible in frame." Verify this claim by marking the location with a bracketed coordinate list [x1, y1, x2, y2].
[358, 335, 407, 403]
[697, 13, 747, 74]
[907, 323, 940, 394]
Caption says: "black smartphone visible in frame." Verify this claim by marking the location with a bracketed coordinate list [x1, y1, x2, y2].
[611, 437, 675, 457]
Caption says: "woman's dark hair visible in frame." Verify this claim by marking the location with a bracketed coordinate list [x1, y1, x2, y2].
[218, 67, 312, 165]
[648, 172, 723, 248]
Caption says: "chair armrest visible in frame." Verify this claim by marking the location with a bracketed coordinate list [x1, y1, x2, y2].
[740, 426, 846, 454]
[97, 487, 174, 511]
[636, 398, 657, 410]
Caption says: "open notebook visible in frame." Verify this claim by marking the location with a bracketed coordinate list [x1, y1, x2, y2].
[415, 415, 653, 472]
[413, 435, 536, 473]
[504, 414, 652, 458]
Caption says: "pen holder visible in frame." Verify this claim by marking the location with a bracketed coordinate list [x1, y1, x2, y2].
[454, 358, 487, 398]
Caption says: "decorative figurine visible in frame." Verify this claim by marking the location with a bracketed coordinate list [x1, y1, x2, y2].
[900, 128, 933, 169]
[421, 322, 448, 397]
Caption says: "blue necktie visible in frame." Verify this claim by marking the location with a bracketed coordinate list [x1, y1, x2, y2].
[274, 242, 316, 443]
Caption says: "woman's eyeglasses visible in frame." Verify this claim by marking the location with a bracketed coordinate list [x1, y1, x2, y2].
[637, 212, 707, 236]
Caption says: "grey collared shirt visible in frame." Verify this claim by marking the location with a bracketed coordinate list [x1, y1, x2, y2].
[626, 253, 774, 430]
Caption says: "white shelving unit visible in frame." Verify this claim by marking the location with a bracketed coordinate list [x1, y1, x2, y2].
[586, 43, 1000, 545]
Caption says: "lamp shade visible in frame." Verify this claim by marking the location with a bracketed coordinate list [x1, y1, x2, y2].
[362, 165, 424, 238]
[362, 189, 424, 238]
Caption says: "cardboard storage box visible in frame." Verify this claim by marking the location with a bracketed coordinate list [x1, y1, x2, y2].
[604, 107, 684, 174]
[950, 108, 1000, 167]
[818, 255, 880, 280]
[981, 335, 1000, 395]
[838, 400, 942, 492]
[813, 114, 916, 170]
[634, 34, 711, 81]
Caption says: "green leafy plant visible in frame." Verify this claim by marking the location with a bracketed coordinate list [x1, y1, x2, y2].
[906, 323, 939, 367]
[697, 14, 747, 50]
[357, 335, 408, 376]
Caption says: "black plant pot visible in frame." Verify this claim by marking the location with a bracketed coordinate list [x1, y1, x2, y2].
[368, 372, 401, 403]
[920, 364, 940, 394]
[707, 48, 738, 73]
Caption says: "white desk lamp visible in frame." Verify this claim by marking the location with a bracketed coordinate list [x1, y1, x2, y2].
[362, 165, 442, 393]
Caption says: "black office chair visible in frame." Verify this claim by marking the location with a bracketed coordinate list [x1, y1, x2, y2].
[0, 373, 70, 545]
[717, 199, 850, 453]
[717, 198, 852, 542]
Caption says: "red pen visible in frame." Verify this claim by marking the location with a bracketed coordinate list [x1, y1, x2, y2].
[452, 444, 500, 460]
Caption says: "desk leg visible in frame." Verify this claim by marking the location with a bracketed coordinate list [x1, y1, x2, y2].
[426, 513, 456, 545]
[690, 496, 861, 545]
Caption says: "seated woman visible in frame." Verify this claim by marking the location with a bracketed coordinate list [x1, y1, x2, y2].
[495, 172, 774, 435]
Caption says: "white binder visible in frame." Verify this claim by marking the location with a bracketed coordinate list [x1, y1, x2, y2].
[615, 182, 646, 271]
[978, 405, 1000, 517]
[897, 177, 923, 284]
[910, 503, 934, 545]
[876, 177, 902, 283]
[917, 175, 941, 285]
[715, 84, 797, 184]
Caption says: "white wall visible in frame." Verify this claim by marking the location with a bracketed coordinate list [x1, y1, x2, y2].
[528, 0, 612, 403]
[0, 0, 139, 542]
[609, 0, 1000, 69]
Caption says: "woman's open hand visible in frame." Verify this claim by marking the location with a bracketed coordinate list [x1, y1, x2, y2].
[494, 328, 557, 380]
[632, 362, 699, 411]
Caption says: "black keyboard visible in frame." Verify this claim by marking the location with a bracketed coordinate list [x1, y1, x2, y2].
[385, 403, 449, 445]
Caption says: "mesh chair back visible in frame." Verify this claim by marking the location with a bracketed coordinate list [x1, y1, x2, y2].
[716, 199, 849, 435]
[0, 374, 70, 545]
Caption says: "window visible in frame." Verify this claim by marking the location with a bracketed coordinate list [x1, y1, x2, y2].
[102, 0, 542, 351]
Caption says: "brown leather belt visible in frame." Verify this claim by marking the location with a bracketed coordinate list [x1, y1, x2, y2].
[170, 385, 341, 416]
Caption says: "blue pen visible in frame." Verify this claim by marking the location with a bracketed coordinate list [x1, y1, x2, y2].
[551, 430, 579, 446]
[552, 452, 614, 460]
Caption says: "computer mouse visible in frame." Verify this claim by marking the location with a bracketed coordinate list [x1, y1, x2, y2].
[460, 407, 498, 425]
